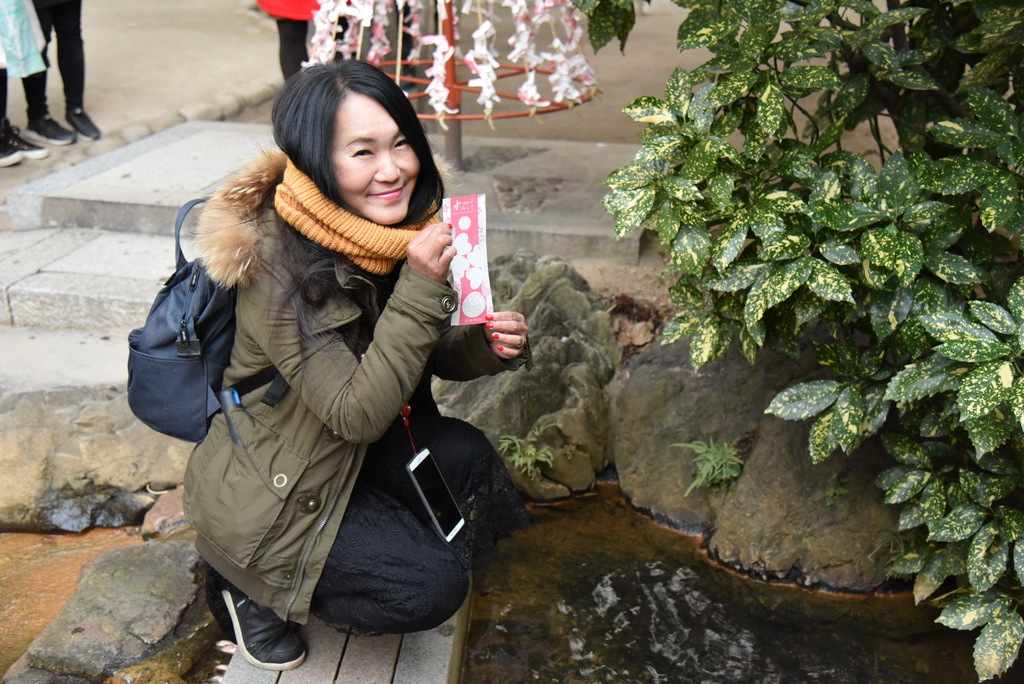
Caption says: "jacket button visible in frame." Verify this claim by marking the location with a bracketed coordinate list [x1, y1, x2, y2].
[297, 493, 321, 513]
[440, 295, 457, 313]
[323, 426, 343, 442]
[284, 572, 294, 581]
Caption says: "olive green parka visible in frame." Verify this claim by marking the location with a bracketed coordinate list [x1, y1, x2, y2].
[182, 150, 522, 624]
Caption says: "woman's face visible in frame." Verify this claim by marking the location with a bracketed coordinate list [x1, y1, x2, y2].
[332, 93, 421, 226]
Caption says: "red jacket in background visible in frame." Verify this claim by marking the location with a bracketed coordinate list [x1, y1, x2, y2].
[257, 0, 321, 21]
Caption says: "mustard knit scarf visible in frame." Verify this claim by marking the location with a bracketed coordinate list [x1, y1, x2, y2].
[274, 159, 434, 275]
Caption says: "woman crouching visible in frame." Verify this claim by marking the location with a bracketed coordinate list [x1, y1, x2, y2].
[182, 58, 532, 671]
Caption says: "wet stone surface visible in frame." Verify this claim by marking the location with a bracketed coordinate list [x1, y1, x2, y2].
[491, 175, 569, 214]
[464, 484, 991, 684]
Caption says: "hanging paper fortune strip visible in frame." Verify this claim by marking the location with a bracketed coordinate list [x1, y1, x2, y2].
[310, 0, 596, 123]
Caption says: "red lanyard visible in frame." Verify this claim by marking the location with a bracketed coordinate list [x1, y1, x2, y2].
[401, 403, 418, 456]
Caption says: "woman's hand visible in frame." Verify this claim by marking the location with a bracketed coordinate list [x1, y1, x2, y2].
[407, 222, 455, 283]
[485, 311, 529, 360]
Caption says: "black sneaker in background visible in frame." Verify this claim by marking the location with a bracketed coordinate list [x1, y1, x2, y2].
[0, 139, 23, 167]
[26, 115, 76, 146]
[66, 108, 101, 141]
[1, 119, 49, 160]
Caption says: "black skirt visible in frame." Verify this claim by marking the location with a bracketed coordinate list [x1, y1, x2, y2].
[206, 387, 531, 635]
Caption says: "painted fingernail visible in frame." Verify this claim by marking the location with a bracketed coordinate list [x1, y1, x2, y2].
[485, 314, 494, 320]
[486, 322, 494, 328]
[492, 333, 500, 340]
[497, 346, 504, 351]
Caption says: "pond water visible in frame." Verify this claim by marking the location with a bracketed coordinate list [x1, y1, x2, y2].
[463, 483, 999, 684]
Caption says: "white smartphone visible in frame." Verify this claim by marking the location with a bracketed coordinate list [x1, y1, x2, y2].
[406, 448, 465, 542]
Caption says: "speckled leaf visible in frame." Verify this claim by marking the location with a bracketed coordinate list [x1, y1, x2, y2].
[924, 157, 1000, 195]
[711, 219, 750, 273]
[968, 525, 1008, 592]
[605, 163, 658, 191]
[957, 360, 1014, 418]
[1010, 378, 1024, 432]
[809, 409, 837, 463]
[676, 9, 740, 51]
[915, 545, 966, 604]
[1016, 540, 1024, 586]
[809, 169, 843, 204]
[654, 199, 683, 244]
[879, 152, 918, 214]
[980, 174, 1020, 233]
[662, 176, 702, 201]
[689, 316, 721, 368]
[711, 71, 758, 107]
[869, 284, 913, 341]
[823, 150, 878, 200]
[934, 339, 1012, 363]
[1000, 509, 1024, 540]
[902, 200, 949, 225]
[681, 137, 730, 183]
[884, 467, 931, 504]
[918, 481, 947, 523]
[690, 83, 716, 135]
[973, 604, 1024, 681]
[882, 433, 929, 467]
[931, 119, 1005, 149]
[622, 96, 678, 125]
[744, 257, 813, 327]
[662, 312, 703, 345]
[938, 591, 1000, 631]
[923, 251, 985, 284]
[766, 379, 842, 420]
[807, 259, 854, 303]
[604, 186, 657, 237]
[757, 77, 785, 137]
[1007, 279, 1024, 325]
[761, 229, 811, 261]
[670, 223, 711, 275]
[962, 470, 1017, 508]
[778, 65, 841, 94]
[852, 7, 928, 45]
[883, 69, 938, 91]
[966, 411, 1013, 457]
[859, 384, 891, 438]
[890, 546, 929, 574]
[862, 40, 898, 71]
[707, 173, 734, 210]
[707, 260, 764, 292]
[586, 1, 630, 51]
[820, 240, 861, 265]
[964, 86, 1021, 139]
[970, 301, 1018, 335]
[638, 135, 686, 160]
[928, 504, 986, 543]
[819, 202, 889, 232]
[919, 312, 999, 345]
[831, 385, 864, 450]
[664, 67, 695, 117]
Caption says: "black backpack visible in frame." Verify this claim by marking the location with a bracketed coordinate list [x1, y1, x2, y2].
[127, 199, 278, 442]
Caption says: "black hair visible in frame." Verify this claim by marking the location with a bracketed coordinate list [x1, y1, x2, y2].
[271, 59, 444, 226]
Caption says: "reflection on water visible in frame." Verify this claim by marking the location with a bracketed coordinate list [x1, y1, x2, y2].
[464, 484, 988, 684]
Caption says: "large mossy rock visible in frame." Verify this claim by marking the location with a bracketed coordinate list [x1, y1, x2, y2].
[607, 336, 898, 592]
[435, 250, 620, 500]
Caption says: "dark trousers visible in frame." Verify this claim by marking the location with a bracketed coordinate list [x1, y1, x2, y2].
[275, 19, 308, 81]
[23, 0, 86, 119]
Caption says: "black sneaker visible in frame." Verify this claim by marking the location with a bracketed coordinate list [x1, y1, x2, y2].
[1, 119, 48, 160]
[0, 139, 23, 167]
[66, 108, 101, 141]
[26, 115, 76, 146]
[221, 590, 306, 671]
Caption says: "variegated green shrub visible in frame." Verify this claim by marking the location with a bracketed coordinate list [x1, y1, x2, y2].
[574, 0, 1024, 679]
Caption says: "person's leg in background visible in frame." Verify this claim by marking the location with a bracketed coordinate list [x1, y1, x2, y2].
[0, 69, 48, 163]
[21, 3, 76, 145]
[275, 18, 309, 81]
[50, 0, 99, 140]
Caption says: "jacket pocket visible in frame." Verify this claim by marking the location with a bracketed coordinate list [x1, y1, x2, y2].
[186, 412, 309, 568]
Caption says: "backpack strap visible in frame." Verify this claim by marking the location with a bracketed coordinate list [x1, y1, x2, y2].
[173, 198, 209, 268]
[228, 365, 287, 408]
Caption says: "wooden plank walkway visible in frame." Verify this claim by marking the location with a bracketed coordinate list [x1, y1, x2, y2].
[219, 599, 469, 684]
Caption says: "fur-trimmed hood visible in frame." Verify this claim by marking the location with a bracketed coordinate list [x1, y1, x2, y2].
[195, 148, 287, 288]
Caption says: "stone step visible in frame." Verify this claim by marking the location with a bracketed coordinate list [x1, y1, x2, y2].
[1, 121, 640, 333]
